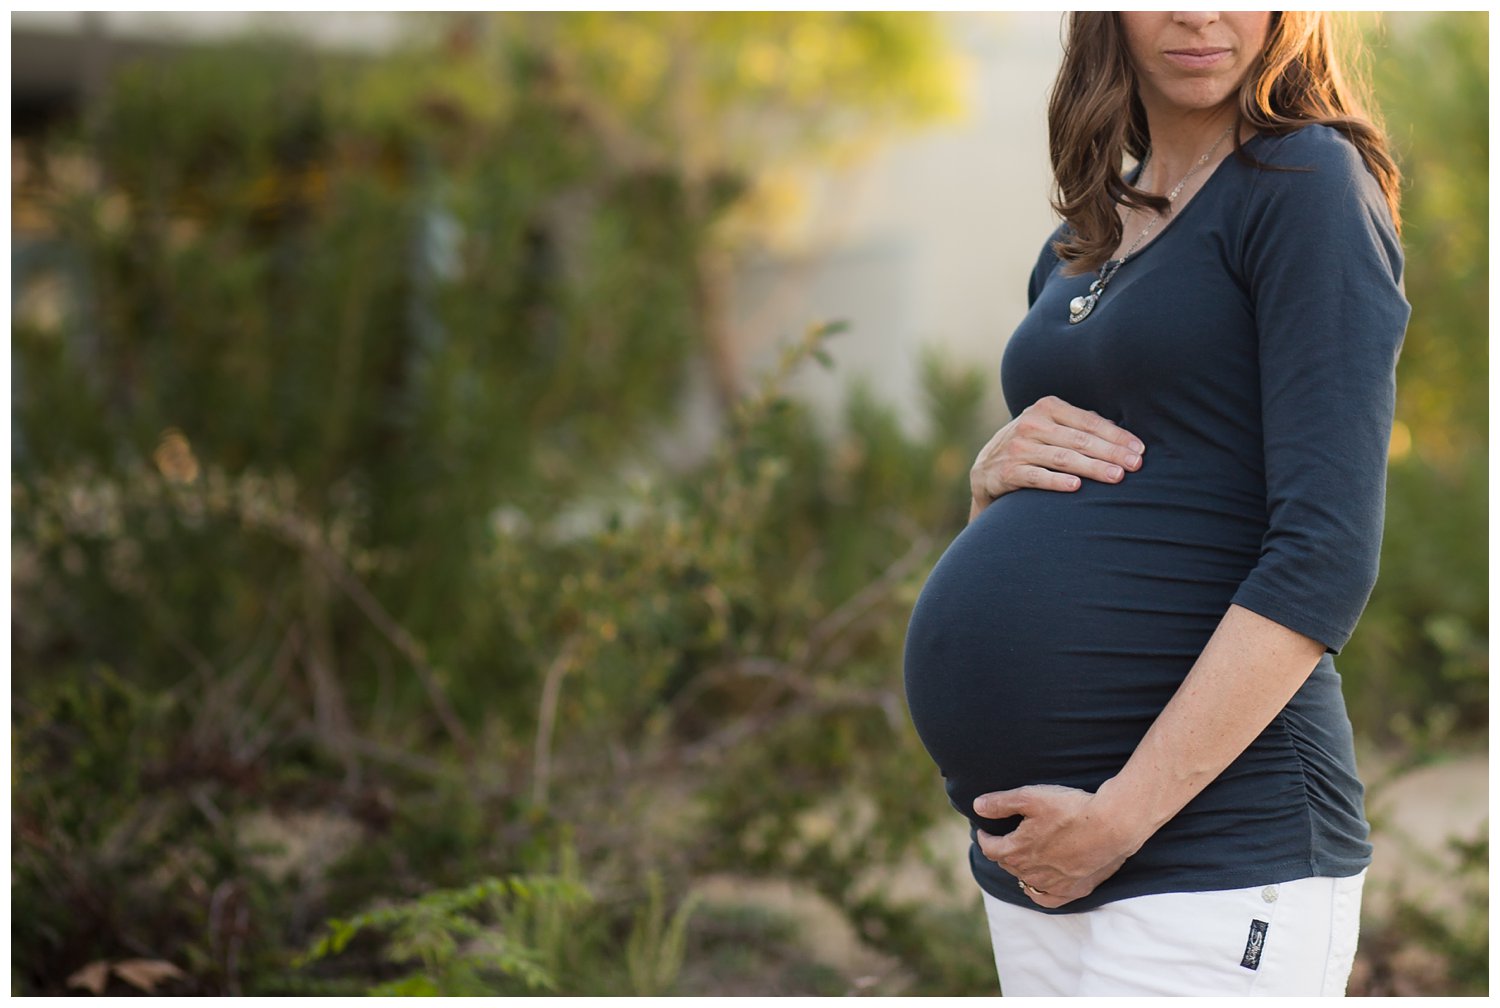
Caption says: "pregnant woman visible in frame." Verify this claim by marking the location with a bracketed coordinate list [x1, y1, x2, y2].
[902, 11, 1409, 996]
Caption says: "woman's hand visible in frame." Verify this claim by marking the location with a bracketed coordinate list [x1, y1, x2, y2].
[972, 782, 1150, 909]
[969, 395, 1145, 521]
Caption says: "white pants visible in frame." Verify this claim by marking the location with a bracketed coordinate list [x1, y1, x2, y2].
[981, 870, 1366, 996]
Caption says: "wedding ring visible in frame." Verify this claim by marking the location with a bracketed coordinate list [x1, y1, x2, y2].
[1018, 879, 1050, 896]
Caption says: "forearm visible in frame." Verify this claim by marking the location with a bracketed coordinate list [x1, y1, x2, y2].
[1095, 602, 1327, 847]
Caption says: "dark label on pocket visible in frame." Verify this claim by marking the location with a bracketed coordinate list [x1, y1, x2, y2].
[1240, 918, 1270, 970]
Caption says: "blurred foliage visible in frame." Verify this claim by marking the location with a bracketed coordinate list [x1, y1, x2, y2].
[9, 9, 1485, 999]
[1349, 824, 1488, 996]
[1340, 12, 1488, 744]
[12, 12, 982, 996]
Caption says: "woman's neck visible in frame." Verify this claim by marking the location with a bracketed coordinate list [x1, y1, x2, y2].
[1138, 106, 1246, 194]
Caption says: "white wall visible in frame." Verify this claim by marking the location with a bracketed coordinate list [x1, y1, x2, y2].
[728, 12, 1067, 442]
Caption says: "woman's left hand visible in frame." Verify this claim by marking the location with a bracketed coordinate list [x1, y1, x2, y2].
[973, 783, 1148, 909]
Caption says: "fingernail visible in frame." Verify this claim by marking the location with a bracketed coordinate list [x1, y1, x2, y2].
[1129, 439, 1145, 453]
[1108, 466, 1123, 480]
[1126, 453, 1141, 468]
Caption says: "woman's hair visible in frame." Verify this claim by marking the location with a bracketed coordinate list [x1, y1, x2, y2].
[1048, 12, 1402, 275]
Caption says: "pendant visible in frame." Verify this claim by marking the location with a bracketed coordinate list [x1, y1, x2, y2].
[1068, 293, 1097, 324]
[1068, 279, 1104, 325]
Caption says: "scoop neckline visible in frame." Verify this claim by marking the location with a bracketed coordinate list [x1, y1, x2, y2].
[1107, 131, 1263, 267]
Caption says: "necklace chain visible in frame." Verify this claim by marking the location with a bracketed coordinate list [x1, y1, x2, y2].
[1068, 122, 1238, 325]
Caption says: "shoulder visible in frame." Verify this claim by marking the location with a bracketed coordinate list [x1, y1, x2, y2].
[1237, 123, 1405, 285]
[1034, 220, 1069, 271]
[1253, 122, 1364, 169]
[1238, 123, 1397, 255]
[1243, 123, 1385, 209]
[1027, 220, 1070, 305]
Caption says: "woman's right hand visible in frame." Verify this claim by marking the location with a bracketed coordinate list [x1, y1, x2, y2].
[969, 395, 1145, 522]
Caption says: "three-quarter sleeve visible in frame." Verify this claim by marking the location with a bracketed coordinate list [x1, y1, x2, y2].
[1227, 128, 1412, 655]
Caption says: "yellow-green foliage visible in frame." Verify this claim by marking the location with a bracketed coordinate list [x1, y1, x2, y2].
[1340, 12, 1487, 743]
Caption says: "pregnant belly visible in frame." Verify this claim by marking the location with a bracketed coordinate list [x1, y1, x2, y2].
[902, 470, 1265, 823]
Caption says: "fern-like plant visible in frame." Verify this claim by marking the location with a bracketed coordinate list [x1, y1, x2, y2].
[625, 871, 702, 996]
[295, 874, 591, 995]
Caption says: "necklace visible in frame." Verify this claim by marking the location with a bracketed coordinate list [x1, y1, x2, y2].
[1067, 122, 1237, 325]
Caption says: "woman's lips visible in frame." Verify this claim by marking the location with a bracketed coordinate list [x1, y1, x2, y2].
[1164, 48, 1231, 70]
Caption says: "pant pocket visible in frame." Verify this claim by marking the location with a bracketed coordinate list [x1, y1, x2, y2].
[1319, 870, 1366, 996]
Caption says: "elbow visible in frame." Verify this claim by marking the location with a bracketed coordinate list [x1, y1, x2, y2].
[1259, 506, 1386, 605]
[1352, 551, 1383, 605]
[1327, 530, 1384, 605]
[1234, 533, 1383, 646]
[1302, 536, 1384, 608]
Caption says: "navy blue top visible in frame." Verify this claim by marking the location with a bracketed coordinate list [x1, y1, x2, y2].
[902, 124, 1410, 914]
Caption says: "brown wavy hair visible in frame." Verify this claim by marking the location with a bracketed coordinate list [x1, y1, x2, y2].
[1049, 11, 1402, 275]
